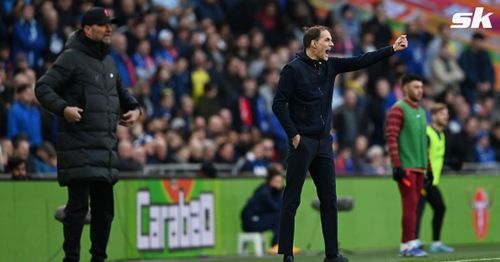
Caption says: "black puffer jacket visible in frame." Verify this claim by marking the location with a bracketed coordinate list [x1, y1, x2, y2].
[35, 30, 139, 186]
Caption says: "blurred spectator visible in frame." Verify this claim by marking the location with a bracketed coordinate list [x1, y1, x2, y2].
[0, 142, 3, 173]
[237, 142, 267, 176]
[1, 138, 13, 171]
[260, 137, 276, 166]
[338, 4, 361, 46]
[424, 23, 458, 79]
[475, 131, 496, 164]
[0, 66, 9, 137]
[448, 116, 479, 164]
[195, 0, 226, 27]
[490, 122, 500, 161]
[366, 77, 395, 145]
[34, 141, 57, 174]
[8, 156, 27, 180]
[430, 41, 464, 97]
[55, 0, 78, 36]
[259, 69, 279, 113]
[110, 32, 136, 89]
[345, 70, 368, 97]
[7, 83, 42, 147]
[133, 39, 157, 81]
[190, 48, 212, 103]
[171, 58, 190, 104]
[220, 56, 245, 107]
[41, 8, 65, 66]
[135, 80, 155, 118]
[205, 31, 226, 72]
[333, 89, 367, 149]
[146, 136, 172, 164]
[364, 2, 393, 49]
[196, 82, 221, 119]
[117, 140, 143, 172]
[458, 32, 495, 107]
[353, 30, 376, 56]
[198, 160, 217, 178]
[330, 22, 354, 56]
[232, 77, 268, 133]
[155, 29, 177, 66]
[365, 145, 387, 175]
[395, 21, 427, 76]
[254, 1, 285, 46]
[12, 3, 46, 70]
[154, 88, 176, 120]
[241, 167, 283, 251]
[335, 147, 354, 173]
[447, 95, 471, 135]
[352, 135, 369, 173]
[12, 136, 35, 173]
[125, 18, 148, 55]
[215, 141, 236, 163]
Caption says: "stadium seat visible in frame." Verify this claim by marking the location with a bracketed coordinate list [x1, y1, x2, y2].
[237, 232, 267, 257]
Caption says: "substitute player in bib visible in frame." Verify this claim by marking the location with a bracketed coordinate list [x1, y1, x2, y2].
[414, 103, 454, 253]
[386, 74, 428, 257]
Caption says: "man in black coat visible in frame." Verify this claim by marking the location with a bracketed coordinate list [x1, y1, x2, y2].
[35, 7, 141, 262]
[272, 25, 408, 262]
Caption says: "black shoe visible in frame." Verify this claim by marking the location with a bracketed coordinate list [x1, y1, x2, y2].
[324, 254, 349, 262]
[283, 254, 294, 262]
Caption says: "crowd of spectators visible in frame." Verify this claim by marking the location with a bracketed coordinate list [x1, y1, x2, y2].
[0, 0, 498, 177]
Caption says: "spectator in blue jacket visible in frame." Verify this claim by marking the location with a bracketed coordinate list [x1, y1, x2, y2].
[12, 3, 46, 69]
[110, 32, 136, 89]
[7, 83, 42, 147]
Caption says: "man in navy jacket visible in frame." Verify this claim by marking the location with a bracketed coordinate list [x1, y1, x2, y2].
[272, 25, 408, 262]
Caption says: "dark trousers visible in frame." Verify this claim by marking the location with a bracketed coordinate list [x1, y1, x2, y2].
[63, 181, 114, 262]
[278, 136, 338, 258]
[397, 170, 424, 243]
[242, 212, 280, 245]
[416, 185, 446, 241]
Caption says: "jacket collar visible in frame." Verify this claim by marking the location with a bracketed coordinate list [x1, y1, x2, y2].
[65, 29, 110, 60]
[297, 51, 324, 69]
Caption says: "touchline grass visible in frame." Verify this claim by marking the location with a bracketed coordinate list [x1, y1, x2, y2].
[123, 243, 500, 262]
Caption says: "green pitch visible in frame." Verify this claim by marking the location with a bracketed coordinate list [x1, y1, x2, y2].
[127, 244, 500, 262]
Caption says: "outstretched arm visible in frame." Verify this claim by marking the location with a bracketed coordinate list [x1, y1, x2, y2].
[331, 35, 408, 73]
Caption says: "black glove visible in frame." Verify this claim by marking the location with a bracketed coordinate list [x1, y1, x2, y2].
[425, 171, 434, 187]
[392, 167, 405, 182]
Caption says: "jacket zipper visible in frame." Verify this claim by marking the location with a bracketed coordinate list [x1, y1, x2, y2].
[102, 61, 112, 171]
[318, 87, 325, 126]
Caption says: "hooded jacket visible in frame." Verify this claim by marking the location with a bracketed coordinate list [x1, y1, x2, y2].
[35, 30, 139, 186]
[272, 46, 394, 139]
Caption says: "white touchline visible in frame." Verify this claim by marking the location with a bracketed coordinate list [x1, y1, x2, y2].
[446, 258, 500, 262]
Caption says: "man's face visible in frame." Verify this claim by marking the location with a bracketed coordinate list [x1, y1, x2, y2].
[85, 24, 113, 44]
[12, 163, 27, 178]
[404, 80, 423, 102]
[433, 108, 449, 127]
[312, 30, 334, 61]
[269, 175, 283, 191]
